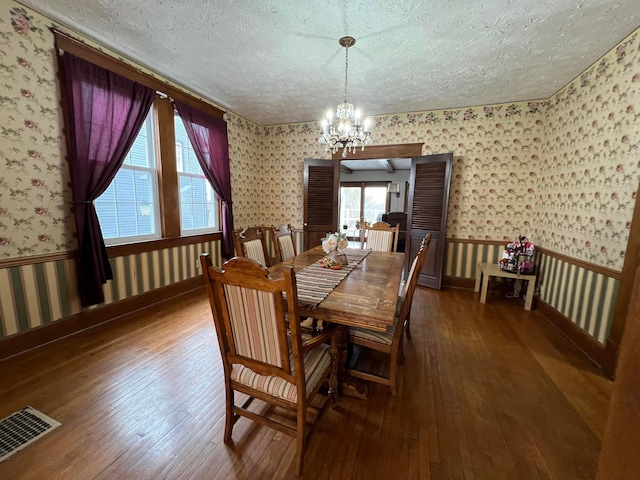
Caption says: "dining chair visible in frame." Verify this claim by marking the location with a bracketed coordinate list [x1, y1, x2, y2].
[200, 254, 335, 476]
[347, 233, 431, 395]
[232, 226, 272, 267]
[403, 233, 432, 340]
[273, 223, 297, 262]
[360, 221, 400, 252]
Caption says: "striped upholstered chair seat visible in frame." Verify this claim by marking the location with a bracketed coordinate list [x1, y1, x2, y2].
[200, 254, 335, 475]
[348, 320, 397, 346]
[350, 291, 404, 345]
[231, 344, 330, 402]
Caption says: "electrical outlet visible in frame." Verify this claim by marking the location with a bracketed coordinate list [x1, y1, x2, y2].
[195, 259, 200, 270]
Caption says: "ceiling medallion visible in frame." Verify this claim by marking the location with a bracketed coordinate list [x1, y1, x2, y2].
[318, 36, 372, 158]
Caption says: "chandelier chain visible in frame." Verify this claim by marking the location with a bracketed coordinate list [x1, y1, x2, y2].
[344, 44, 349, 103]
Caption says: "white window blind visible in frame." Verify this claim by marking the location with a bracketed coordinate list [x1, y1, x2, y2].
[95, 109, 160, 244]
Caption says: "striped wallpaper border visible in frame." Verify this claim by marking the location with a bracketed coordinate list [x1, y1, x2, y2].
[0, 239, 222, 339]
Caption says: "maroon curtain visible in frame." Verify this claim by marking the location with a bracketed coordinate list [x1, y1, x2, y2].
[59, 53, 154, 307]
[174, 101, 234, 258]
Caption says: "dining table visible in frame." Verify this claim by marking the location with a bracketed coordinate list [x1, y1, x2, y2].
[269, 245, 405, 400]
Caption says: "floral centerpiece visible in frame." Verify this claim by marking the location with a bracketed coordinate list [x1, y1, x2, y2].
[320, 231, 349, 268]
[322, 231, 348, 253]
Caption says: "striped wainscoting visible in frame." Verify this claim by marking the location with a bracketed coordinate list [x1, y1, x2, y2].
[443, 239, 620, 346]
[444, 241, 504, 279]
[536, 252, 619, 345]
[0, 239, 223, 340]
[292, 229, 304, 256]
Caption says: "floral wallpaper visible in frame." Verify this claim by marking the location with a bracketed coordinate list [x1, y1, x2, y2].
[259, 122, 329, 228]
[536, 31, 640, 268]
[1, 0, 639, 273]
[259, 31, 639, 271]
[261, 102, 545, 240]
[225, 112, 264, 227]
[0, 5, 74, 256]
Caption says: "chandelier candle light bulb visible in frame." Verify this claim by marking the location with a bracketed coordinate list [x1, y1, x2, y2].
[318, 36, 373, 158]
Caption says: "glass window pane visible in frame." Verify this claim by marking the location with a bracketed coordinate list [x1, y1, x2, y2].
[363, 186, 387, 223]
[192, 177, 205, 199]
[99, 182, 116, 203]
[123, 113, 153, 168]
[117, 203, 138, 236]
[181, 203, 194, 230]
[95, 201, 118, 239]
[95, 109, 159, 244]
[114, 169, 135, 203]
[175, 114, 218, 233]
[179, 176, 192, 204]
[339, 186, 362, 229]
[134, 171, 152, 203]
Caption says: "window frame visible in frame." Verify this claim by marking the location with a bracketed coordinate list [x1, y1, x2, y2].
[54, 30, 226, 255]
[96, 109, 162, 246]
[174, 113, 221, 236]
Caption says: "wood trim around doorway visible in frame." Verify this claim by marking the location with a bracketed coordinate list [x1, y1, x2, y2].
[332, 143, 424, 160]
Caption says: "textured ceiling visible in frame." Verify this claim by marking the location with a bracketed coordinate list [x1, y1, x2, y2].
[18, 0, 640, 126]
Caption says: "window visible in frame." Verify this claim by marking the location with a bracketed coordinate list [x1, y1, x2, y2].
[174, 115, 219, 234]
[95, 109, 161, 244]
[339, 182, 389, 239]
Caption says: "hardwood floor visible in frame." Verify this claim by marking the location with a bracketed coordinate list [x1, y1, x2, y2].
[0, 285, 612, 479]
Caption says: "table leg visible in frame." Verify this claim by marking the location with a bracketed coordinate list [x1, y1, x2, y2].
[480, 271, 489, 304]
[331, 325, 368, 400]
[328, 327, 339, 406]
[524, 279, 535, 310]
[474, 264, 482, 292]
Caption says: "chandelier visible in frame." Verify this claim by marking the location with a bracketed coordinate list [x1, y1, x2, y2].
[319, 36, 372, 158]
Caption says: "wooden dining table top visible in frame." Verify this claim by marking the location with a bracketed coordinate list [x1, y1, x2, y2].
[269, 246, 405, 332]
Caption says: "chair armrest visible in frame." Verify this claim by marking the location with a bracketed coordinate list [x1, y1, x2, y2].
[300, 323, 336, 353]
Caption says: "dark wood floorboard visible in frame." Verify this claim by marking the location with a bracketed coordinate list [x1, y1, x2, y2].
[0, 286, 611, 479]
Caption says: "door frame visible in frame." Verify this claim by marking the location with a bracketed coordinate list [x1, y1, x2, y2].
[332, 143, 424, 161]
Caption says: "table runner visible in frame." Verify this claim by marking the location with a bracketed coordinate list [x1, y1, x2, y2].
[295, 249, 370, 309]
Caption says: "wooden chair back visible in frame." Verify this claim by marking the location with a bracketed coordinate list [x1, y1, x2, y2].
[273, 224, 297, 262]
[361, 221, 400, 252]
[200, 253, 332, 474]
[202, 255, 302, 382]
[398, 233, 432, 325]
[232, 226, 271, 267]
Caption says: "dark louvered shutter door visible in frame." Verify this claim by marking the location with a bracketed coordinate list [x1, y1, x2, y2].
[406, 154, 453, 289]
[304, 159, 339, 250]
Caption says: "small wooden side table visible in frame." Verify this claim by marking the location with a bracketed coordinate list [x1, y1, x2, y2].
[474, 262, 537, 310]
